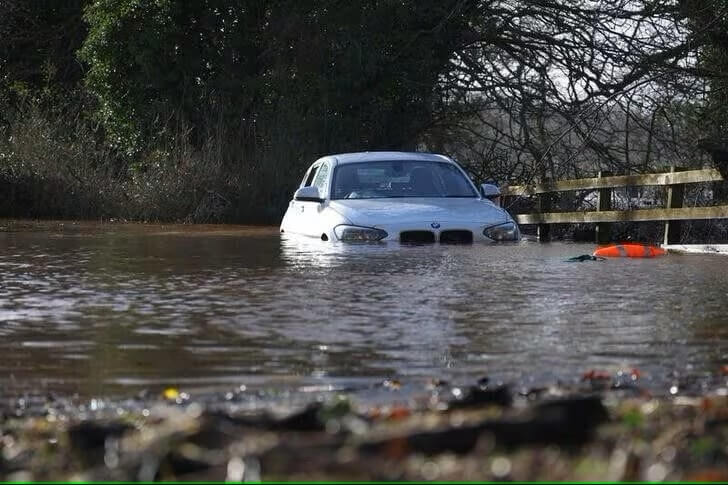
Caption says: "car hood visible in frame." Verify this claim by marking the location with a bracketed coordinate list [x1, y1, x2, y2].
[328, 198, 512, 227]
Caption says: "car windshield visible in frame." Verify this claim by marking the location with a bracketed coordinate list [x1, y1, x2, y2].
[331, 161, 478, 199]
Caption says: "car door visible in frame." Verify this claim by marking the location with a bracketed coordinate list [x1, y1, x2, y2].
[285, 163, 318, 235]
[287, 162, 330, 237]
[297, 161, 330, 237]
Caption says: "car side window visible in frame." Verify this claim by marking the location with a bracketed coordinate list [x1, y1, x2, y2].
[312, 163, 329, 196]
[302, 165, 319, 187]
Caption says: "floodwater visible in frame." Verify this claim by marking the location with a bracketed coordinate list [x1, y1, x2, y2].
[1, 221, 728, 398]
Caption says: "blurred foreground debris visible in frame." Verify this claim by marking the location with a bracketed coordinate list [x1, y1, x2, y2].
[2, 370, 728, 481]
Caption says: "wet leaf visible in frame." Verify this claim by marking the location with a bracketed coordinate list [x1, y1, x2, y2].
[383, 379, 401, 391]
[582, 369, 612, 381]
[620, 408, 644, 429]
[685, 468, 728, 482]
[690, 436, 718, 459]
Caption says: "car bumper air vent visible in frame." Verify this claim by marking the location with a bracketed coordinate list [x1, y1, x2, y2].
[439, 230, 473, 244]
[400, 231, 436, 244]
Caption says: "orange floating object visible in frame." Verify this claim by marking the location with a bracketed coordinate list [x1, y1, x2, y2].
[593, 243, 667, 258]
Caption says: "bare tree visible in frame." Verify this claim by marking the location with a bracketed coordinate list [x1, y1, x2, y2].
[424, 0, 714, 190]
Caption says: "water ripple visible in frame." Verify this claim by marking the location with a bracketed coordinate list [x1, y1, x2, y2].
[1, 225, 727, 397]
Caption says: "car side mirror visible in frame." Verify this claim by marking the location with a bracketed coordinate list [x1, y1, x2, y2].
[481, 183, 500, 197]
[294, 186, 324, 203]
[481, 183, 500, 198]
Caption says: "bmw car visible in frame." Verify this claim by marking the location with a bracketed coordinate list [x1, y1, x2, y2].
[280, 151, 520, 243]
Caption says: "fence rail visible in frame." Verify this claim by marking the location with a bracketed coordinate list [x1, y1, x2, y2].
[501, 168, 723, 196]
[515, 206, 728, 225]
[500, 167, 727, 244]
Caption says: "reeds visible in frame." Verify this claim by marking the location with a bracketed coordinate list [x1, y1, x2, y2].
[0, 96, 309, 224]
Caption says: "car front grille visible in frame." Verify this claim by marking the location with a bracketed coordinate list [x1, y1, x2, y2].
[439, 230, 473, 244]
[400, 230, 436, 244]
[399, 230, 474, 244]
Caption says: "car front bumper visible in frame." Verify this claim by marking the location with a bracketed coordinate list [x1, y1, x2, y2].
[335, 221, 520, 243]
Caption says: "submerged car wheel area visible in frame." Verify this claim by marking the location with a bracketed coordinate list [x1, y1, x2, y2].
[280, 151, 521, 244]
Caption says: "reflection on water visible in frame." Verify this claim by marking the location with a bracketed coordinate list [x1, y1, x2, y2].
[1, 221, 728, 397]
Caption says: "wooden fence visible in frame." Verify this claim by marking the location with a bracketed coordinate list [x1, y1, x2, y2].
[500, 167, 728, 244]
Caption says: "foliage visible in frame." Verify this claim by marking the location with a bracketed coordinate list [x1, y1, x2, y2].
[677, 0, 728, 178]
[2, 0, 728, 225]
[0, 0, 88, 92]
[79, 0, 473, 154]
[680, 0, 728, 136]
[0, 0, 89, 136]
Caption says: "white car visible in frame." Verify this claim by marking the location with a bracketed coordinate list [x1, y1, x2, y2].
[280, 151, 520, 243]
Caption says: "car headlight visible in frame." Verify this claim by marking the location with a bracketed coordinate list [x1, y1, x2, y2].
[483, 222, 520, 241]
[334, 225, 388, 242]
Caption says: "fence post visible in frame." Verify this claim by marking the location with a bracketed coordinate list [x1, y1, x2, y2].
[595, 171, 612, 244]
[663, 166, 685, 245]
[537, 177, 551, 242]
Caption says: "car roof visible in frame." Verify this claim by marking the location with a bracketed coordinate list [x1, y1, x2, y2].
[317, 151, 453, 165]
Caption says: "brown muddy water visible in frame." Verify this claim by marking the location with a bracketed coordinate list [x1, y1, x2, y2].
[1, 220, 727, 399]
